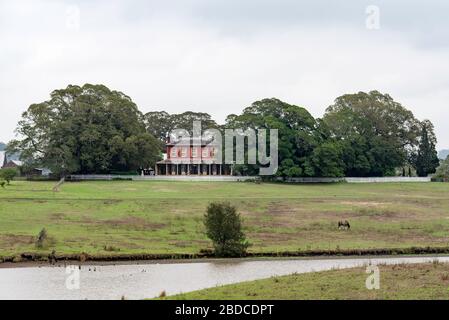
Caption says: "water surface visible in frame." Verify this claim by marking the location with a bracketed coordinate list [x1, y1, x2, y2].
[1, 256, 448, 300]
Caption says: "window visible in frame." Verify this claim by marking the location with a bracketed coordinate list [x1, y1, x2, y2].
[181, 148, 187, 158]
[170, 148, 177, 158]
[202, 148, 209, 158]
[192, 148, 198, 158]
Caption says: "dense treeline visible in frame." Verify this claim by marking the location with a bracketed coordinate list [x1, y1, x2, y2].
[223, 93, 439, 177]
[8, 84, 161, 175]
[8, 84, 440, 177]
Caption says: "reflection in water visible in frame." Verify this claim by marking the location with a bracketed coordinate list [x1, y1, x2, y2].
[1, 256, 449, 300]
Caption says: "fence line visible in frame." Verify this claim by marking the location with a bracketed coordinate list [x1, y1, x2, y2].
[284, 177, 431, 183]
[67, 175, 432, 183]
[282, 177, 345, 183]
[345, 177, 431, 183]
[67, 175, 257, 182]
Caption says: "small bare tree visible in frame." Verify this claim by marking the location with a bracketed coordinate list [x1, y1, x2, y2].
[36, 228, 48, 248]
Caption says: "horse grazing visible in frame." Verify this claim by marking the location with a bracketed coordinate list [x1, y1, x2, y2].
[338, 220, 351, 230]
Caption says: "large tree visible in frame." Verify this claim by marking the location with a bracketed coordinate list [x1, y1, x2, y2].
[413, 120, 440, 177]
[9, 84, 161, 175]
[144, 111, 218, 142]
[226, 98, 320, 177]
[144, 111, 174, 141]
[322, 91, 422, 176]
[311, 142, 345, 177]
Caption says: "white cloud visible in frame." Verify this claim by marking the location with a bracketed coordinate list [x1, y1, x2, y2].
[1, 0, 448, 149]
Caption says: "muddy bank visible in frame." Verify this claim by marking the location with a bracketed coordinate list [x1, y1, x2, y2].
[3, 246, 449, 266]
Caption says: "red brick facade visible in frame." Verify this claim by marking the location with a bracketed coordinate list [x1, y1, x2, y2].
[155, 138, 231, 176]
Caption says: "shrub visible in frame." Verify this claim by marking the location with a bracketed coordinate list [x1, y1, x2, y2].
[0, 168, 18, 185]
[35, 228, 48, 248]
[203, 202, 249, 257]
[433, 157, 449, 182]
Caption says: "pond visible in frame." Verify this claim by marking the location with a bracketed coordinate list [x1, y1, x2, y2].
[1, 256, 448, 300]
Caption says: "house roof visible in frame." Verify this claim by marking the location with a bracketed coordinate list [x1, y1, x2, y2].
[9, 160, 23, 166]
[166, 136, 219, 147]
[156, 159, 221, 165]
[35, 168, 52, 176]
[0, 151, 6, 168]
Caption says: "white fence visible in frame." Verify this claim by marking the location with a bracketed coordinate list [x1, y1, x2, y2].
[67, 175, 432, 183]
[283, 177, 345, 183]
[67, 174, 257, 182]
[345, 177, 431, 183]
[284, 177, 431, 183]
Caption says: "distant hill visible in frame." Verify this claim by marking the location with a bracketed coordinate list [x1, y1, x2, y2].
[439, 150, 449, 160]
[0, 142, 5, 151]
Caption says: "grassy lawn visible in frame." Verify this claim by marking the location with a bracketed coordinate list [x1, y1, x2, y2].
[165, 262, 449, 300]
[0, 180, 449, 258]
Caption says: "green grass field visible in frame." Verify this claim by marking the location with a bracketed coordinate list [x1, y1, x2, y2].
[166, 262, 449, 300]
[1, 180, 449, 258]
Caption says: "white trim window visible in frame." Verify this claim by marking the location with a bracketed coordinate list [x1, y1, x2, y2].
[181, 148, 188, 158]
[192, 147, 198, 158]
[202, 148, 209, 158]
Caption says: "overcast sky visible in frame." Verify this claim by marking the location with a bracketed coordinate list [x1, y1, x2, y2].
[1, 0, 448, 148]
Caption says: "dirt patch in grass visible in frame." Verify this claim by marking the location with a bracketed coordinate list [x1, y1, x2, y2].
[249, 232, 298, 242]
[266, 203, 297, 215]
[49, 212, 66, 220]
[102, 216, 166, 230]
[341, 201, 388, 207]
[0, 234, 34, 247]
[349, 208, 400, 220]
[103, 199, 123, 205]
[169, 240, 209, 248]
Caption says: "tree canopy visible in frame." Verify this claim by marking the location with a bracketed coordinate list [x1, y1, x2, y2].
[226, 98, 321, 177]
[413, 120, 440, 177]
[225, 92, 437, 178]
[322, 91, 426, 177]
[144, 111, 218, 142]
[9, 84, 161, 175]
[8, 86, 439, 178]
